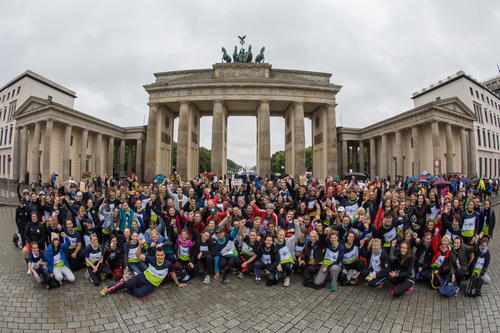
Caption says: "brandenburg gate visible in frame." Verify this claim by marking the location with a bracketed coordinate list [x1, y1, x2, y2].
[144, 40, 341, 180]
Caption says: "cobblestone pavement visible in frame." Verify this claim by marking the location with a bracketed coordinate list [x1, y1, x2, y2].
[1, 206, 500, 333]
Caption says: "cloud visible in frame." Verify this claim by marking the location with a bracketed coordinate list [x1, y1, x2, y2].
[1, 0, 499, 167]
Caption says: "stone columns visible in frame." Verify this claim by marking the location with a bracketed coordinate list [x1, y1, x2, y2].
[431, 121, 441, 174]
[177, 102, 190, 179]
[42, 119, 53, 183]
[445, 124, 454, 174]
[460, 128, 468, 175]
[351, 143, 358, 172]
[127, 142, 133, 175]
[12, 127, 21, 181]
[95, 134, 103, 177]
[411, 126, 420, 176]
[380, 134, 387, 178]
[107, 137, 114, 176]
[177, 102, 200, 179]
[395, 130, 403, 177]
[144, 104, 159, 181]
[359, 141, 365, 173]
[369, 138, 376, 177]
[20, 126, 28, 179]
[468, 129, 477, 176]
[341, 140, 348, 174]
[311, 104, 338, 178]
[80, 129, 88, 176]
[256, 100, 270, 176]
[284, 102, 305, 179]
[211, 100, 227, 177]
[62, 125, 72, 180]
[136, 139, 143, 181]
[119, 140, 125, 175]
[32, 122, 41, 178]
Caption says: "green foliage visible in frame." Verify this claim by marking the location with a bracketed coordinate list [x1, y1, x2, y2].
[305, 146, 312, 172]
[270, 146, 312, 174]
[270, 151, 285, 174]
[172, 141, 242, 173]
[199, 147, 211, 173]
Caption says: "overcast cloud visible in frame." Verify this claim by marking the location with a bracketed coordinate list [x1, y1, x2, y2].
[1, 0, 499, 167]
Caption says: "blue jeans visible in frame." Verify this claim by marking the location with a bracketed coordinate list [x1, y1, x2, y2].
[128, 261, 148, 275]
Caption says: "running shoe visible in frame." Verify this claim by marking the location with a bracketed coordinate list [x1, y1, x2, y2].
[331, 285, 337, 291]
[238, 272, 244, 279]
[255, 277, 261, 285]
[283, 277, 290, 287]
[203, 274, 210, 284]
[181, 274, 190, 282]
[100, 288, 108, 297]
[406, 285, 414, 295]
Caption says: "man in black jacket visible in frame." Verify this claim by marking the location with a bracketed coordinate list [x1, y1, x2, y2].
[22, 213, 47, 264]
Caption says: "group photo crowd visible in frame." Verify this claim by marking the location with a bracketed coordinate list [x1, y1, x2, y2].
[14, 170, 496, 300]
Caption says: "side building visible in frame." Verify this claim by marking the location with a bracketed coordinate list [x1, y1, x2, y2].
[0, 70, 76, 180]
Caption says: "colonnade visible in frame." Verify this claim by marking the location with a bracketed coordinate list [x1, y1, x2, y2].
[12, 119, 145, 183]
[145, 100, 338, 181]
[339, 121, 476, 178]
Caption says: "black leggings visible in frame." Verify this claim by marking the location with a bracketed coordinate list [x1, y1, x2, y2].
[87, 263, 112, 286]
[388, 276, 414, 296]
[359, 268, 387, 287]
[195, 254, 214, 276]
[218, 256, 241, 274]
[277, 262, 293, 280]
[303, 264, 320, 286]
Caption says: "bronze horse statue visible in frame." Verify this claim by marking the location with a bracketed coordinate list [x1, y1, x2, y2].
[255, 47, 265, 63]
[221, 47, 232, 63]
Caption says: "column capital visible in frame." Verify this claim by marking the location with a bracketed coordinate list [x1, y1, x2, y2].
[258, 99, 270, 105]
[213, 99, 224, 105]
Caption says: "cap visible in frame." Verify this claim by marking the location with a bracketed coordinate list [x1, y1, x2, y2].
[39, 191, 46, 196]
[337, 206, 345, 212]
[22, 189, 29, 194]
[215, 226, 224, 233]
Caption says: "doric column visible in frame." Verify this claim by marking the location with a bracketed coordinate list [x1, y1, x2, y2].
[411, 126, 420, 176]
[42, 119, 53, 184]
[341, 140, 348, 174]
[177, 102, 190, 180]
[311, 104, 337, 178]
[144, 104, 159, 181]
[107, 137, 114, 176]
[445, 124, 454, 174]
[256, 100, 270, 176]
[31, 122, 41, 178]
[460, 128, 468, 175]
[431, 121, 441, 174]
[62, 125, 72, 180]
[211, 100, 227, 177]
[369, 138, 376, 177]
[95, 134, 103, 177]
[284, 102, 306, 179]
[127, 142, 133, 175]
[381, 134, 388, 178]
[359, 141, 365, 173]
[352, 143, 358, 172]
[135, 139, 143, 181]
[12, 127, 21, 181]
[468, 129, 477, 176]
[395, 130, 403, 178]
[20, 126, 28, 180]
[80, 129, 88, 177]
[119, 139, 125, 175]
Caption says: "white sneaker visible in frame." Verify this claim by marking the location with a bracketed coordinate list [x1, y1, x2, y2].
[27, 268, 32, 276]
[283, 277, 290, 287]
[203, 274, 210, 284]
[237, 272, 244, 279]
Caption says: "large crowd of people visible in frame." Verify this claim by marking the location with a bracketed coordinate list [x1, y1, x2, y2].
[14, 171, 496, 299]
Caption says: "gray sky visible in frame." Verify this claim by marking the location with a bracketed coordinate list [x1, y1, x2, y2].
[1, 0, 499, 167]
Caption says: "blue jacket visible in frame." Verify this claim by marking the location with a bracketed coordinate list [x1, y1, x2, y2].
[46, 237, 71, 274]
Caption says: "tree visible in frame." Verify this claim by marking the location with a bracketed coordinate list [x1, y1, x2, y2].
[199, 147, 211, 173]
[227, 159, 241, 172]
[270, 151, 285, 174]
[305, 146, 312, 172]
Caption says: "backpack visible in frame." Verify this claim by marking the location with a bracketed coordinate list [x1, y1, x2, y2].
[12, 233, 22, 248]
[465, 275, 483, 297]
